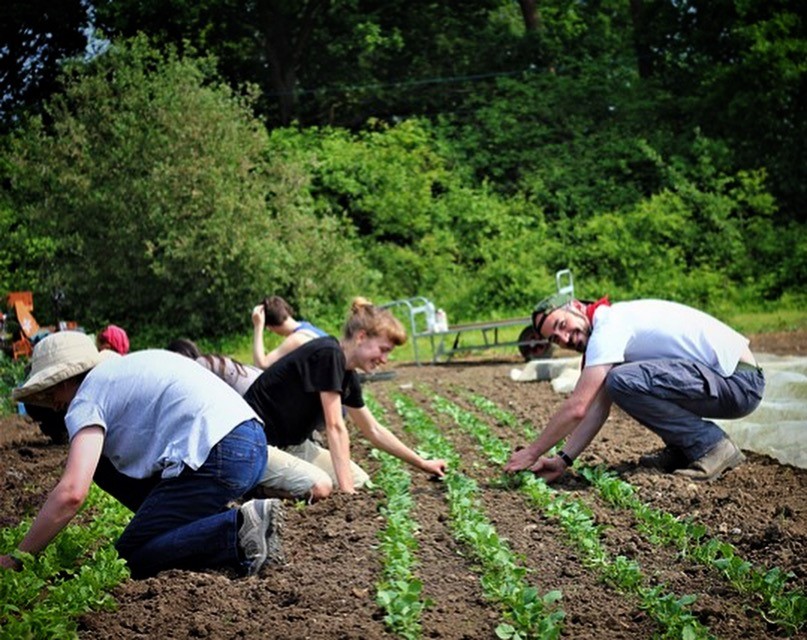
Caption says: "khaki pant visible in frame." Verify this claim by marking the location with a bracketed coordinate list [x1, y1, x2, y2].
[256, 439, 369, 498]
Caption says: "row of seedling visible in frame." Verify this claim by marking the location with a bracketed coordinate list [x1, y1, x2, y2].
[579, 465, 807, 635]
[466, 390, 807, 636]
[392, 393, 566, 640]
[366, 394, 430, 640]
[430, 392, 713, 640]
[0, 485, 131, 640]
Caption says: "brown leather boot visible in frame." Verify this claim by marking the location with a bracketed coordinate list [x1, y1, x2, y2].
[674, 438, 745, 482]
[639, 446, 688, 472]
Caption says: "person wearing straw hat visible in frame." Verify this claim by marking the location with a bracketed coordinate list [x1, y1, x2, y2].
[504, 294, 764, 482]
[23, 324, 130, 445]
[0, 332, 283, 579]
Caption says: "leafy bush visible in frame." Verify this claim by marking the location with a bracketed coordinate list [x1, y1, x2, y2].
[6, 36, 368, 341]
[0, 354, 26, 416]
[563, 140, 782, 314]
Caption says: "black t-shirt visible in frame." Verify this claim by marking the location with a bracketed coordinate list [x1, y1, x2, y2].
[243, 336, 364, 447]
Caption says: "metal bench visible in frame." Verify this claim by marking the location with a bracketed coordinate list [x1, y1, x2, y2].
[382, 269, 574, 365]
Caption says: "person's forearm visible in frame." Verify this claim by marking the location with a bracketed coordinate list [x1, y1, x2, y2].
[367, 424, 428, 471]
[18, 487, 84, 556]
[325, 423, 355, 491]
[560, 389, 612, 460]
[252, 329, 268, 368]
[523, 398, 587, 460]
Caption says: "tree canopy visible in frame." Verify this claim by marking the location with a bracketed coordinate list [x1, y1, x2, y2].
[1, 0, 804, 340]
[0, 0, 90, 129]
[5, 37, 370, 338]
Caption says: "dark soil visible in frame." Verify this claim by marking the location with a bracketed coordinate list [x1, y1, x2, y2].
[1, 331, 805, 639]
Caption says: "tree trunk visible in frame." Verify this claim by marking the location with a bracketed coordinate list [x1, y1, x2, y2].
[257, 0, 330, 125]
[517, 0, 540, 32]
[629, 0, 654, 78]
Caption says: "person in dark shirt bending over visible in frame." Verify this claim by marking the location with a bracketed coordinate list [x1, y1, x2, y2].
[244, 297, 446, 501]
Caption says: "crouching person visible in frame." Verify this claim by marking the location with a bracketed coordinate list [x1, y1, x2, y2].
[0, 332, 283, 579]
[244, 297, 446, 502]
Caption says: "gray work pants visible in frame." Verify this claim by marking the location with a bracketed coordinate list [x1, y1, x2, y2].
[605, 359, 765, 461]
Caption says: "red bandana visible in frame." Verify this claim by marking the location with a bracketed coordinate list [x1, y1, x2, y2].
[580, 297, 610, 370]
[585, 296, 611, 325]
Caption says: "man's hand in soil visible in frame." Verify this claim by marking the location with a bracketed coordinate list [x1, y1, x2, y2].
[529, 456, 566, 483]
[504, 445, 540, 473]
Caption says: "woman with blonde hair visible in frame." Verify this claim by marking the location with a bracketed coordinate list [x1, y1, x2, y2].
[244, 297, 447, 502]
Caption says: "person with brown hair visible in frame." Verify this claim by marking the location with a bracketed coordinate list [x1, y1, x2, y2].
[251, 295, 328, 370]
[167, 338, 262, 397]
[504, 296, 764, 483]
[244, 297, 447, 501]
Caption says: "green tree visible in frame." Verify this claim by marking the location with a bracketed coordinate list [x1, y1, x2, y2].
[0, 0, 90, 129]
[94, 0, 519, 126]
[265, 119, 557, 319]
[567, 138, 782, 311]
[628, 0, 806, 219]
[7, 36, 366, 339]
[0, 198, 56, 300]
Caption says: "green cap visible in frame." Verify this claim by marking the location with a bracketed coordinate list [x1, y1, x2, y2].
[531, 291, 573, 337]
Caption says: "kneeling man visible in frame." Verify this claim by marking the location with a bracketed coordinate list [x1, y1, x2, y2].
[1, 332, 282, 579]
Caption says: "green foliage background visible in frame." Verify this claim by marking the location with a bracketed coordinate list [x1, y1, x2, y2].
[1, 0, 805, 346]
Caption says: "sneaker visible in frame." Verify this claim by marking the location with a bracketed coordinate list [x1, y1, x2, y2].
[639, 446, 688, 473]
[674, 438, 745, 482]
[238, 498, 284, 576]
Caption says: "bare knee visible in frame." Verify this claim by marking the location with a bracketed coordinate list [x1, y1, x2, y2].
[308, 479, 333, 501]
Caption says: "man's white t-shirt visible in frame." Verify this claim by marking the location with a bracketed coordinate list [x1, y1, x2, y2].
[584, 300, 749, 376]
[65, 350, 260, 479]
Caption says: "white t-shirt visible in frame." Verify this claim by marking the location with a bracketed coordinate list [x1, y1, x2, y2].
[195, 356, 261, 397]
[584, 300, 749, 376]
[65, 350, 260, 479]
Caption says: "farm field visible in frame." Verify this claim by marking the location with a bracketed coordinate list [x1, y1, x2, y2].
[0, 331, 805, 639]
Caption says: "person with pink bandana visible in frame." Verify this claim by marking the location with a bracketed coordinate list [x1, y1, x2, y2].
[96, 324, 130, 355]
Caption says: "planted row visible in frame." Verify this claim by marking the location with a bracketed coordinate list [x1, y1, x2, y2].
[0, 486, 131, 639]
[366, 394, 430, 640]
[430, 392, 713, 640]
[466, 390, 807, 636]
[392, 394, 565, 640]
[579, 465, 807, 635]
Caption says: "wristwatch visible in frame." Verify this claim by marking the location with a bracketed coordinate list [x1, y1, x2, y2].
[7, 553, 23, 570]
[557, 450, 574, 467]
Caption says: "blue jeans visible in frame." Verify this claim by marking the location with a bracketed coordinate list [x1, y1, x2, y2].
[113, 419, 267, 579]
[605, 359, 765, 461]
[93, 455, 160, 513]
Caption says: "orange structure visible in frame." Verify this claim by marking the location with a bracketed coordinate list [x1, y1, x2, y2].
[7, 291, 39, 359]
[1, 291, 81, 360]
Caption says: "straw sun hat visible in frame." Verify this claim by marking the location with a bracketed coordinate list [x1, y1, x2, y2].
[12, 332, 118, 404]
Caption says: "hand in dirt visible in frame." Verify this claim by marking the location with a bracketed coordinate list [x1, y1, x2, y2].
[251, 305, 265, 329]
[529, 456, 566, 483]
[422, 458, 447, 478]
[504, 446, 539, 473]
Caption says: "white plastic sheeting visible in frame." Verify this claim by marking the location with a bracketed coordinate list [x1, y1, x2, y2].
[717, 354, 807, 470]
[509, 352, 807, 469]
